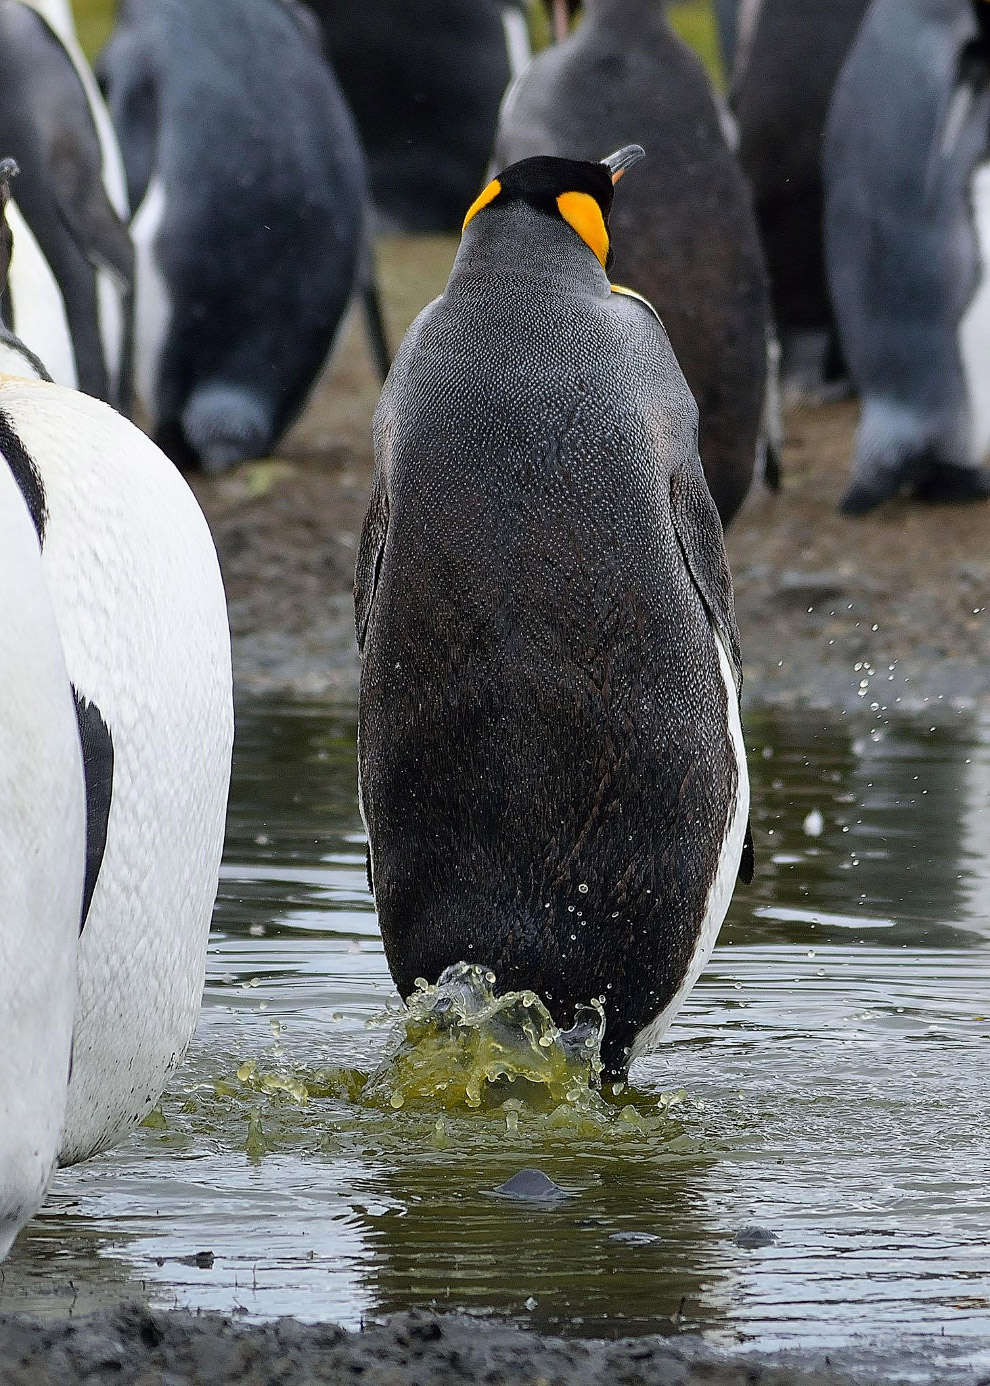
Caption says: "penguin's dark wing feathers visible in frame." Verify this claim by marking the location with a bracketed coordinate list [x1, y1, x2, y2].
[669, 444, 743, 691]
[667, 433, 754, 888]
[72, 689, 114, 933]
[49, 128, 134, 284]
[354, 470, 389, 653]
[356, 298, 439, 650]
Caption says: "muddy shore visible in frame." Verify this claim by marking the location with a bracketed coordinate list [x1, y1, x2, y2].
[188, 236, 990, 718]
[2, 1305, 988, 1386]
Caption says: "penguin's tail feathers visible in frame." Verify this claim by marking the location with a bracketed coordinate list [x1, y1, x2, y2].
[182, 383, 273, 475]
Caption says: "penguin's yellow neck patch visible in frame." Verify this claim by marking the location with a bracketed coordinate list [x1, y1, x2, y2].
[462, 179, 502, 232]
[556, 190, 609, 268]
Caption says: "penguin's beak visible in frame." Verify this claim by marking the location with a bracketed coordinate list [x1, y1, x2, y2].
[600, 145, 646, 184]
[552, 0, 570, 41]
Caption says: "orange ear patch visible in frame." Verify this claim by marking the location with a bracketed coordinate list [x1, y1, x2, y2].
[462, 179, 502, 232]
[556, 190, 609, 268]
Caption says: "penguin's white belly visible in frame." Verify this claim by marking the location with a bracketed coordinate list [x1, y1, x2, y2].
[630, 633, 750, 1062]
[0, 379, 233, 1166]
[96, 270, 125, 403]
[0, 459, 84, 1259]
[131, 177, 171, 425]
[959, 161, 990, 466]
[6, 201, 77, 388]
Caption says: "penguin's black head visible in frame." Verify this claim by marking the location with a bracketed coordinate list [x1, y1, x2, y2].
[461, 146, 645, 274]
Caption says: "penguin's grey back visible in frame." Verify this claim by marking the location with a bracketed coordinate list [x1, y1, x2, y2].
[493, 0, 769, 527]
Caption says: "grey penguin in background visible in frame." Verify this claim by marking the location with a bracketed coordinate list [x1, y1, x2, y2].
[303, 0, 531, 233]
[493, 0, 774, 529]
[355, 149, 753, 1081]
[0, 0, 133, 406]
[98, 0, 382, 474]
[732, 0, 871, 395]
[824, 0, 990, 512]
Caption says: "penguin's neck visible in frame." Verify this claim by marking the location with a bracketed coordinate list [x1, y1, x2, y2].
[451, 204, 610, 301]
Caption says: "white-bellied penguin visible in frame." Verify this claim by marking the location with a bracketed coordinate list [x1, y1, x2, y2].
[0, 449, 85, 1260]
[355, 148, 753, 1080]
[0, 166, 233, 1163]
[0, 0, 133, 408]
[493, 0, 775, 528]
[824, 0, 990, 511]
[98, 0, 383, 473]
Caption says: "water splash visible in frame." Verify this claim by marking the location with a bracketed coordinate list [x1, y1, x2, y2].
[361, 962, 606, 1113]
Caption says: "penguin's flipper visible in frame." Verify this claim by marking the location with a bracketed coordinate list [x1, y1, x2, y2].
[738, 818, 754, 885]
[357, 298, 440, 647]
[72, 689, 114, 933]
[669, 446, 744, 693]
[49, 126, 135, 286]
[354, 470, 390, 652]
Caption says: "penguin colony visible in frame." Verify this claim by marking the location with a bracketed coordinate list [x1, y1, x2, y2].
[1, 0, 989, 1258]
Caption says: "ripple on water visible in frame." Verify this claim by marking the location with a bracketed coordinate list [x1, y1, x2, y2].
[2, 701, 989, 1360]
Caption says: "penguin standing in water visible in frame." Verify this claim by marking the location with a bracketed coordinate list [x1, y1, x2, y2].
[306, 0, 531, 233]
[493, 0, 773, 528]
[824, 0, 990, 511]
[0, 168, 233, 1164]
[731, 0, 871, 395]
[0, 0, 133, 407]
[98, 0, 380, 473]
[356, 150, 753, 1081]
[0, 455, 85, 1260]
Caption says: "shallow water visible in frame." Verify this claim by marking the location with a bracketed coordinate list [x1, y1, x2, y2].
[3, 700, 989, 1362]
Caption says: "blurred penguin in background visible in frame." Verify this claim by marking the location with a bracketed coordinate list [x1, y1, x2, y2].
[824, 0, 990, 512]
[0, 0, 133, 407]
[99, 0, 378, 474]
[306, 0, 531, 232]
[493, 0, 773, 528]
[730, 0, 870, 397]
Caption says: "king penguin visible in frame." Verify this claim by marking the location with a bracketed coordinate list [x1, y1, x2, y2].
[307, 0, 531, 233]
[824, 0, 990, 511]
[731, 0, 871, 396]
[0, 0, 133, 408]
[492, 0, 773, 528]
[0, 168, 234, 1164]
[98, 0, 378, 473]
[0, 451, 85, 1260]
[356, 149, 753, 1080]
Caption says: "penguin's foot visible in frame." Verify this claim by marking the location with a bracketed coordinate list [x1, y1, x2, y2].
[839, 471, 902, 515]
[914, 462, 990, 505]
[182, 384, 273, 475]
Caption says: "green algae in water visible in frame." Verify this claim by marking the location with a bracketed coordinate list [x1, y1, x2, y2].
[361, 963, 606, 1114]
[188, 963, 690, 1158]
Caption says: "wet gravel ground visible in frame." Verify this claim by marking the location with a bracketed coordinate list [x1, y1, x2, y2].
[2, 1306, 988, 1386]
[187, 237, 990, 718]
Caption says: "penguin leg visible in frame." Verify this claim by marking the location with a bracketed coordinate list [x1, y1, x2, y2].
[840, 400, 929, 514]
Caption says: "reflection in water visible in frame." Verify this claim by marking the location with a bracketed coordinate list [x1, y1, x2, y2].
[1, 700, 988, 1356]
